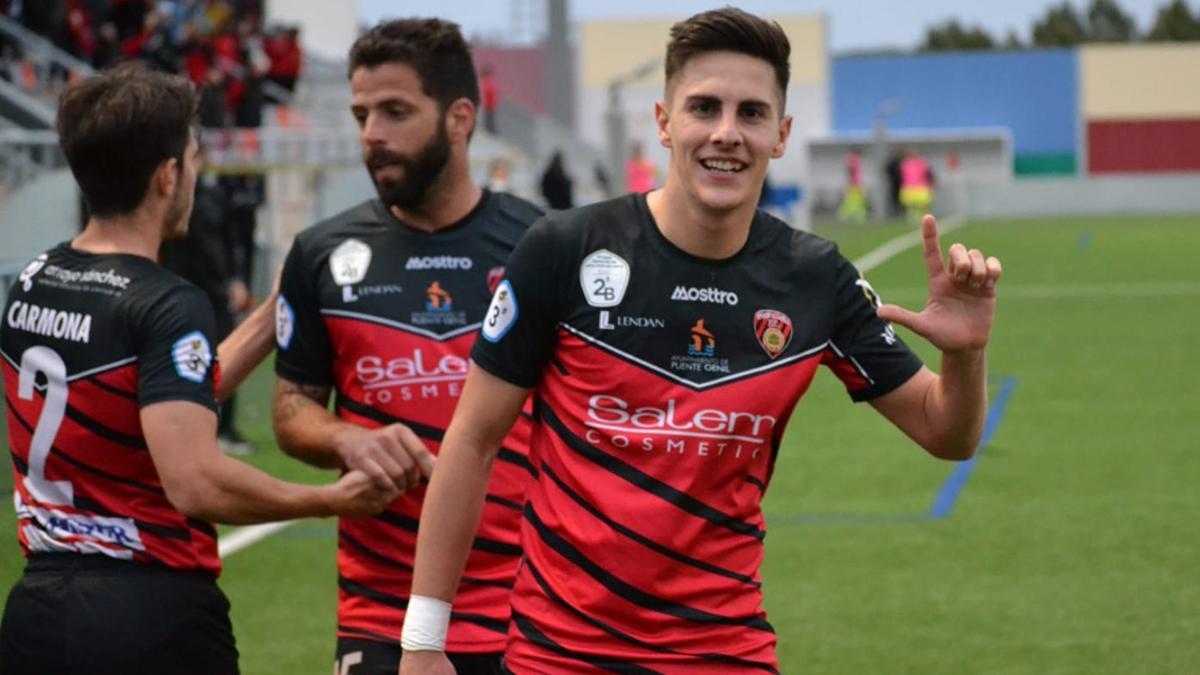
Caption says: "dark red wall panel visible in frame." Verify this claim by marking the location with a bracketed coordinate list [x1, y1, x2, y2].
[1088, 119, 1200, 173]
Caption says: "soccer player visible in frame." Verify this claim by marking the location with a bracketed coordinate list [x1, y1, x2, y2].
[399, 8, 1003, 674]
[0, 63, 397, 675]
[270, 19, 543, 675]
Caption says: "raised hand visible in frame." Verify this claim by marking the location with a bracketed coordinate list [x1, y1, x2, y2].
[875, 214, 1002, 354]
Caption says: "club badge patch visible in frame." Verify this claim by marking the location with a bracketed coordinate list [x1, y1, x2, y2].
[329, 239, 372, 286]
[172, 331, 213, 383]
[481, 280, 518, 343]
[276, 294, 295, 350]
[754, 309, 793, 359]
[579, 249, 630, 308]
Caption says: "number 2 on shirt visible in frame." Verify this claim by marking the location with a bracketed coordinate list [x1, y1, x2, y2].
[18, 346, 73, 505]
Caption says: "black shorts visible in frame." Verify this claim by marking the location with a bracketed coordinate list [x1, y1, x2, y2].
[0, 554, 238, 675]
[336, 637, 504, 675]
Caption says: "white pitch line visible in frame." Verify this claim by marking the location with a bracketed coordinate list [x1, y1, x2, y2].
[218, 520, 298, 559]
[853, 215, 965, 273]
[870, 280, 1200, 300]
[215, 216, 968, 558]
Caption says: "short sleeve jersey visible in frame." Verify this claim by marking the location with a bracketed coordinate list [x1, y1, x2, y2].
[274, 191, 542, 651]
[2, 243, 222, 574]
[471, 194, 923, 673]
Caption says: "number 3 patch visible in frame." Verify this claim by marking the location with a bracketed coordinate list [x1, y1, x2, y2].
[481, 280, 518, 343]
[172, 331, 212, 383]
[579, 249, 630, 308]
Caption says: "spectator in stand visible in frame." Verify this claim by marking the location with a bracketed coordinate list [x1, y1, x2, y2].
[262, 25, 301, 99]
[108, 0, 146, 43]
[624, 140, 657, 193]
[92, 21, 120, 69]
[63, 0, 97, 64]
[540, 150, 573, 210]
[479, 64, 498, 135]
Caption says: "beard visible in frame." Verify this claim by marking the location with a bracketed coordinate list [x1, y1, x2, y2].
[366, 120, 451, 211]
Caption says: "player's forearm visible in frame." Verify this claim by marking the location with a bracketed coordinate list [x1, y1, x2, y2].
[410, 435, 496, 603]
[215, 292, 277, 402]
[926, 348, 988, 460]
[273, 381, 355, 469]
[173, 453, 337, 524]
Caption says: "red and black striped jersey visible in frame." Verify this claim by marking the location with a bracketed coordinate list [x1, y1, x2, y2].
[2, 243, 222, 574]
[275, 191, 542, 652]
[471, 193, 923, 672]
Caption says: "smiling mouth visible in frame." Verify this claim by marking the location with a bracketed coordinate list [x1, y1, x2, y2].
[700, 158, 747, 174]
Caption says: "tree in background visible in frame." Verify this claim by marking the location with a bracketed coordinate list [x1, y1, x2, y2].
[920, 19, 996, 51]
[1032, 2, 1088, 46]
[1146, 0, 1200, 40]
[1087, 0, 1139, 41]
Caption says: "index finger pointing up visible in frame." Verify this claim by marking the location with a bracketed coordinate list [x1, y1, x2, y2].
[922, 214, 946, 279]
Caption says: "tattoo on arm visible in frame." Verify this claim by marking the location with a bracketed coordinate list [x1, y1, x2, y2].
[275, 379, 332, 426]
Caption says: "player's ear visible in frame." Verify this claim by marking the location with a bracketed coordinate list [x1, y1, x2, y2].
[771, 113, 793, 159]
[156, 157, 179, 199]
[655, 100, 671, 148]
[447, 98, 475, 143]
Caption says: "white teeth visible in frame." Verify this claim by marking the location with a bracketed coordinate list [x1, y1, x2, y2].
[701, 159, 745, 173]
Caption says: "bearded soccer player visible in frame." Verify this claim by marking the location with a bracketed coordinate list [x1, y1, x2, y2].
[270, 19, 542, 675]
[0, 63, 397, 675]
[400, 8, 1003, 674]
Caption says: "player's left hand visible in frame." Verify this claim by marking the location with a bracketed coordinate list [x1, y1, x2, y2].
[875, 214, 1002, 354]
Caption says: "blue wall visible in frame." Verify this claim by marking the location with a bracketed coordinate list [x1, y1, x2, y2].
[833, 49, 1078, 156]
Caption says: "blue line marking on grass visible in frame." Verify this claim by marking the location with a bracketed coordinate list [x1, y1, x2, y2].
[767, 374, 1017, 526]
[927, 375, 1018, 519]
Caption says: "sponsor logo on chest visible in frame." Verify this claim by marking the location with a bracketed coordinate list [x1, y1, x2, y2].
[354, 349, 467, 404]
[670, 318, 730, 374]
[671, 285, 739, 306]
[583, 394, 775, 462]
[406, 255, 474, 271]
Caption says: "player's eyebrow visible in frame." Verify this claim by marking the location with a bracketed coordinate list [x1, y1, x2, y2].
[683, 94, 720, 107]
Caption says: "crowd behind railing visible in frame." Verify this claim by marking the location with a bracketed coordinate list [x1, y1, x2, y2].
[0, 0, 302, 129]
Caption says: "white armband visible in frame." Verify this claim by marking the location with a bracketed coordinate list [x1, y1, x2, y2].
[400, 595, 452, 652]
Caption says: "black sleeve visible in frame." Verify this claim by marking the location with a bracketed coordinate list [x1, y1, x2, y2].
[470, 217, 566, 388]
[273, 234, 334, 386]
[826, 251, 924, 402]
[136, 283, 220, 412]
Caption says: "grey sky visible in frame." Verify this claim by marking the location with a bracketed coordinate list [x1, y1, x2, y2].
[359, 0, 1171, 52]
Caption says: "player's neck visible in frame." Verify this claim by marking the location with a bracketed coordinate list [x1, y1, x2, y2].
[388, 158, 482, 233]
[647, 183, 755, 260]
[72, 211, 164, 261]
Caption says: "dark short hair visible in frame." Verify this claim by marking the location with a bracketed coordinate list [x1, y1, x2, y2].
[56, 62, 197, 218]
[665, 7, 791, 106]
[348, 18, 480, 112]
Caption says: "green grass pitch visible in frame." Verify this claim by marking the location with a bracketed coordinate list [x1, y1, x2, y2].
[3, 214, 1198, 673]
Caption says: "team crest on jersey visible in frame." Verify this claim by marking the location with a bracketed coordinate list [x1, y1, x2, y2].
[579, 249, 630, 308]
[754, 309, 793, 359]
[482, 280, 518, 343]
[329, 239, 372, 286]
[172, 331, 212, 383]
[486, 266, 505, 294]
[18, 254, 47, 291]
